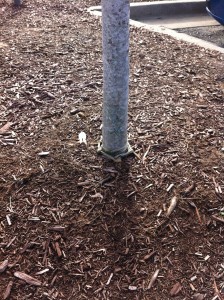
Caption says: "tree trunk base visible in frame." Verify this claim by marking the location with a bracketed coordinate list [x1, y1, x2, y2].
[97, 141, 133, 162]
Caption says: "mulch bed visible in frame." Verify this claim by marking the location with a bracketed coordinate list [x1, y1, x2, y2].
[0, 0, 224, 299]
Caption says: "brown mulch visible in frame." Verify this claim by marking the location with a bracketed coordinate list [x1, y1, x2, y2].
[0, 0, 224, 299]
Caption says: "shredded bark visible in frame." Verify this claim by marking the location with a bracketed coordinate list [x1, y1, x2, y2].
[0, 0, 223, 299]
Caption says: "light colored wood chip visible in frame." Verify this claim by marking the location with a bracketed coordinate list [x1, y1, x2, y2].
[167, 183, 174, 192]
[35, 268, 49, 275]
[190, 283, 196, 291]
[170, 282, 182, 296]
[106, 273, 113, 285]
[3, 281, 13, 300]
[14, 271, 42, 286]
[0, 122, 12, 134]
[191, 275, 197, 281]
[6, 215, 11, 226]
[0, 259, 8, 273]
[38, 151, 50, 156]
[193, 293, 205, 300]
[167, 196, 178, 217]
[6, 237, 16, 249]
[148, 269, 160, 289]
[212, 215, 224, 224]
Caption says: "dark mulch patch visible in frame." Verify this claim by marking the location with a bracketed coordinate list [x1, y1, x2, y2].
[0, 0, 223, 299]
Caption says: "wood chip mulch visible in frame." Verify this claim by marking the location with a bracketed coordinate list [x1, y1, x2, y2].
[0, 0, 223, 299]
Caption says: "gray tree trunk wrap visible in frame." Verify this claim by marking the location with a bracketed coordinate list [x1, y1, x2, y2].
[101, 0, 130, 155]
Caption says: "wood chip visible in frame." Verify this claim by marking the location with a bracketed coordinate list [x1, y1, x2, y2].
[6, 215, 11, 226]
[212, 215, 224, 224]
[212, 177, 222, 194]
[170, 282, 182, 296]
[167, 183, 174, 192]
[182, 183, 195, 196]
[42, 238, 50, 266]
[213, 278, 222, 299]
[193, 293, 205, 300]
[77, 181, 91, 187]
[8, 255, 21, 268]
[38, 151, 50, 156]
[55, 242, 62, 257]
[70, 108, 83, 115]
[35, 268, 49, 275]
[49, 226, 65, 232]
[0, 122, 12, 134]
[148, 269, 160, 289]
[167, 196, 178, 217]
[191, 275, 197, 281]
[0, 259, 8, 273]
[44, 91, 55, 99]
[106, 273, 113, 285]
[3, 281, 13, 300]
[20, 241, 39, 253]
[143, 251, 156, 261]
[14, 271, 42, 286]
[6, 237, 16, 249]
[90, 192, 103, 199]
[195, 207, 202, 224]
[190, 283, 196, 291]
[142, 145, 151, 164]
[50, 275, 57, 286]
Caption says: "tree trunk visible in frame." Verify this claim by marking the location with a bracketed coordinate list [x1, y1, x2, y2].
[101, 0, 130, 157]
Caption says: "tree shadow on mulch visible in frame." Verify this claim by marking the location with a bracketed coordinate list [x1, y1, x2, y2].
[101, 157, 137, 243]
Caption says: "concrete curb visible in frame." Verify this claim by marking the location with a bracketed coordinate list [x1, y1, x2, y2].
[88, 3, 224, 54]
